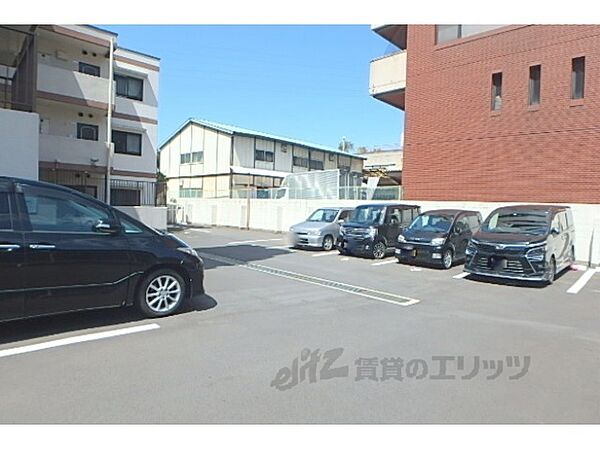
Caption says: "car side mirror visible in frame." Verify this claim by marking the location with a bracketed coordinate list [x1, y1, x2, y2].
[94, 220, 121, 235]
[551, 227, 560, 235]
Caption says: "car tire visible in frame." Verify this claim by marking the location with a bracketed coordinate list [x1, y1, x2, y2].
[372, 242, 386, 259]
[547, 257, 556, 285]
[442, 249, 454, 269]
[322, 235, 334, 251]
[137, 269, 186, 318]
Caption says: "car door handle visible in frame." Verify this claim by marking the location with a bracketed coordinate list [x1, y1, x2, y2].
[0, 244, 21, 252]
[29, 244, 56, 250]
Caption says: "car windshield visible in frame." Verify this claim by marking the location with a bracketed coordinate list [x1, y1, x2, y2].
[307, 208, 339, 223]
[350, 206, 385, 225]
[409, 214, 453, 233]
[481, 210, 550, 235]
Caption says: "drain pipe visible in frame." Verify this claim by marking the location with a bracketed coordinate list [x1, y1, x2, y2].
[105, 37, 115, 205]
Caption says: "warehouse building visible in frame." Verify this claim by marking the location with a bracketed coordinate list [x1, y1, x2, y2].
[159, 119, 365, 200]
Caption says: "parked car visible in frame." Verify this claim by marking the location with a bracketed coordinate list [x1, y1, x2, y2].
[396, 209, 482, 269]
[337, 203, 421, 259]
[464, 205, 575, 284]
[289, 207, 354, 250]
[0, 177, 204, 323]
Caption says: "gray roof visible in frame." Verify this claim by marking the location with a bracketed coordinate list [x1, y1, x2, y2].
[160, 118, 366, 159]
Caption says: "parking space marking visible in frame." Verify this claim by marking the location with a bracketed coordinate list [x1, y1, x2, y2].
[453, 272, 470, 279]
[371, 260, 397, 266]
[340, 257, 350, 261]
[0, 323, 160, 360]
[567, 268, 599, 294]
[199, 251, 421, 307]
[226, 238, 282, 246]
[189, 229, 211, 233]
[266, 245, 296, 252]
[312, 251, 340, 257]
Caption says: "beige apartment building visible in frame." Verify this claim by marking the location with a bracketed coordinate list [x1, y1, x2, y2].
[0, 25, 160, 206]
[159, 119, 365, 200]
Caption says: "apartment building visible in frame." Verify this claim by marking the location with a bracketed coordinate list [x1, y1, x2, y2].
[370, 25, 600, 204]
[0, 25, 159, 206]
[159, 119, 365, 199]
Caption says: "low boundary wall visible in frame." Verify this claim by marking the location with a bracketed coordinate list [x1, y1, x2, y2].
[175, 198, 600, 265]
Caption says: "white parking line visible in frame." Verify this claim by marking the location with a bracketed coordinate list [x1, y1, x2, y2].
[340, 257, 350, 261]
[371, 260, 397, 266]
[226, 238, 282, 246]
[567, 268, 599, 294]
[0, 323, 160, 360]
[453, 272, 470, 279]
[189, 229, 211, 233]
[266, 245, 297, 252]
[312, 251, 340, 257]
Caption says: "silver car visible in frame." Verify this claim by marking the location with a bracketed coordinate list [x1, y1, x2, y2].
[289, 207, 354, 251]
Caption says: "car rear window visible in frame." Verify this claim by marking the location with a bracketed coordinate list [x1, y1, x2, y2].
[0, 192, 12, 230]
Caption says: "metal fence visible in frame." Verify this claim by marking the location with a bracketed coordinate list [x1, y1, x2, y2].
[207, 185, 403, 200]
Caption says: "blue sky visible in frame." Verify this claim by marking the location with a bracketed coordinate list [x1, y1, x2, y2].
[101, 25, 404, 152]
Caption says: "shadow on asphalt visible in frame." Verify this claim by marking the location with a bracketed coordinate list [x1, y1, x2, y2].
[0, 294, 218, 346]
[195, 244, 292, 270]
[464, 267, 571, 289]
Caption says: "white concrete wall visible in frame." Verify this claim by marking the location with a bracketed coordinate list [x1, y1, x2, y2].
[116, 206, 167, 231]
[0, 109, 40, 180]
[37, 63, 111, 105]
[175, 198, 600, 265]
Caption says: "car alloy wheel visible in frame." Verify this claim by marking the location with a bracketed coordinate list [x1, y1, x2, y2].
[442, 249, 453, 269]
[322, 235, 334, 251]
[145, 274, 182, 313]
[372, 242, 386, 259]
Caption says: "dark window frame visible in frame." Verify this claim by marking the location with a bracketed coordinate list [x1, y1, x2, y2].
[491, 72, 503, 111]
[528, 64, 541, 106]
[571, 56, 585, 100]
[112, 130, 142, 156]
[114, 74, 144, 101]
[78, 62, 100, 77]
[77, 123, 99, 141]
[293, 156, 309, 168]
[255, 149, 274, 163]
[0, 191, 13, 231]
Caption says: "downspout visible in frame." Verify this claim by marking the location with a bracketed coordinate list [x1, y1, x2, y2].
[105, 37, 115, 204]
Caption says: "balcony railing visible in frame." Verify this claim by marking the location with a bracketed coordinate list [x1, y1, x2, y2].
[369, 50, 406, 110]
[37, 63, 114, 107]
[39, 134, 109, 167]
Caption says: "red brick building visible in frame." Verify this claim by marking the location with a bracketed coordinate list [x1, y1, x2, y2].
[370, 25, 600, 204]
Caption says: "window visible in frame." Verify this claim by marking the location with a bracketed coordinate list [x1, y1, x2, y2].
[436, 25, 461, 44]
[22, 186, 110, 233]
[79, 62, 100, 77]
[191, 151, 204, 163]
[112, 130, 142, 156]
[338, 210, 352, 221]
[179, 188, 203, 198]
[467, 214, 481, 231]
[309, 159, 324, 170]
[77, 123, 98, 141]
[529, 65, 541, 106]
[110, 189, 140, 206]
[454, 216, 471, 234]
[119, 216, 145, 234]
[180, 153, 192, 164]
[0, 192, 12, 230]
[115, 74, 143, 101]
[491, 72, 503, 111]
[255, 149, 274, 162]
[571, 56, 585, 100]
[293, 156, 309, 168]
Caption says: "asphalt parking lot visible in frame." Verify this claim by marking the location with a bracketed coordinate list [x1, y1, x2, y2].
[0, 226, 598, 423]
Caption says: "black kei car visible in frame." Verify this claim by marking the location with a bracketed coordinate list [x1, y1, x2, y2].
[395, 209, 482, 269]
[464, 205, 575, 284]
[0, 177, 204, 323]
[337, 203, 421, 259]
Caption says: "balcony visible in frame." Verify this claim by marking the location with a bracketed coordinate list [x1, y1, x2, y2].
[37, 63, 114, 109]
[39, 133, 108, 167]
[369, 50, 406, 110]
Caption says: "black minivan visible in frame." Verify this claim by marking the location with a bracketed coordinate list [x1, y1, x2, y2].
[464, 205, 575, 284]
[337, 203, 421, 259]
[0, 177, 204, 323]
[395, 209, 482, 269]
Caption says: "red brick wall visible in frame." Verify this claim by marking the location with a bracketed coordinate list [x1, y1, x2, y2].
[402, 25, 600, 203]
